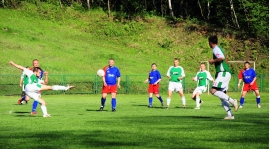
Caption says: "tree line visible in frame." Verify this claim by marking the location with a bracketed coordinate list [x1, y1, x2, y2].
[1, 0, 268, 46]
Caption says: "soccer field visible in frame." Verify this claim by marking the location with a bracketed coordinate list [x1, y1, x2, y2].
[0, 93, 268, 149]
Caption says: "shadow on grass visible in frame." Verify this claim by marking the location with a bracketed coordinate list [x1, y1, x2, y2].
[86, 109, 108, 112]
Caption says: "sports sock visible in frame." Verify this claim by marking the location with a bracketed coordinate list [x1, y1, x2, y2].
[166, 98, 171, 106]
[111, 98, 116, 110]
[101, 97, 106, 107]
[181, 97, 186, 105]
[52, 85, 68, 91]
[21, 96, 26, 101]
[196, 96, 200, 107]
[240, 97, 244, 106]
[32, 101, 39, 112]
[213, 91, 234, 104]
[256, 96, 261, 104]
[41, 105, 48, 115]
[157, 96, 163, 103]
[149, 97, 153, 106]
[222, 101, 233, 116]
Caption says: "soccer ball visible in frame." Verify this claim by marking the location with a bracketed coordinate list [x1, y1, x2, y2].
[97, 69, 105, 77]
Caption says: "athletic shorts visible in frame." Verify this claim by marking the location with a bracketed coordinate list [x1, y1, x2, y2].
[243, 82, 259, 91]
[168, 82, 183, 92]
[25, 83, 42, 101]
[148, 84, 159, 94]
[192, 86, 207, 95]
[212, 72, 231, 90]
[102, 85, 117, 93]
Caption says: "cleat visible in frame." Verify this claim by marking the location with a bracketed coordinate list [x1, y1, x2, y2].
[99, 106, 104, 111]
[239, 105, 243, 109]
[233, 99, 238, 111]
[183, 105, 186, 109]
[200, 100, 203, 105]
[18, 99, 22, 105]
[194, 107, 200, 110]
[112, 109, 116, 112]
[148, 105, 153, 108]
[31, 111, 37, 115]
[43, 114, 51, 118]
[166, 106, 169, 109]
[257, 104, 261, 108]
[161, 102, 164, 106]
[224, 115, 235, 120]
[66, 85, 75, 90]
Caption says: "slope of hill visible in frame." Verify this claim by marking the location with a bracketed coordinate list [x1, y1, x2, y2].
[0, 3, 268, 75]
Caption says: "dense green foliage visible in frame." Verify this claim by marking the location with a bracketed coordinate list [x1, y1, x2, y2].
[0, 93, 268, 148]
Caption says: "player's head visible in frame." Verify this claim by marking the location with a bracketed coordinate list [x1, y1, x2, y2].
[32, 59, 39, 67]
[244, 61, 250, 69]
[200, 62, 206, 71]
[151, 63, 157, 70]
[208, 35, 218, 48]
[173, 58, 179, 66]
[33, 67, 42, 77]
[108, 58, 114, 67]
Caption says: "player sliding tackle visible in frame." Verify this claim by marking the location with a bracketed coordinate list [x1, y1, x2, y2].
[9, 61, 74, 117]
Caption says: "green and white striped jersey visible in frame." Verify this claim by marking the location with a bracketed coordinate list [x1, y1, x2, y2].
[212, 46, 231, 73]
[166, 66, 185, 83]
[193, 70, 213, 87]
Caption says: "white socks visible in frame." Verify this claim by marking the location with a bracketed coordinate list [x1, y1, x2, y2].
[196, 96, 200, 107]
[222, 101, 233, 116]
[52, 85, 67, 91]
[181, 97, 186, 106]
[167, 98, 171, 106]
[41, 105, 48, 115]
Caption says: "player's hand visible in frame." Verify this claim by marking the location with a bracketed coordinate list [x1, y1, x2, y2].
[144, 80, 148, 83]
[208, 60, 214, 64]
[44, 71, 48, 76]
[192, 77, 195, 81]
[177, 77, 182, 80]
[103, 82, 107, 86]
[19, 84, 22, 87]
[117, 84, 121, 88]
[9, 61, 14, 65]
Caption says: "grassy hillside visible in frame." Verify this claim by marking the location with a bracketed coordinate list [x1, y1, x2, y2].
[0, 2, 268, 75]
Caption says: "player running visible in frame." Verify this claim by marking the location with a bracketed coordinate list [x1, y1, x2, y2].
[10, 61, 74, 117]
[166, 58, 186, 109]
[99, 58, 121, 112]
[144, 63, 164, 108]
[208, 35, 238, 120]
[191, 62, 214, 109]
[238, 61, 261, 108]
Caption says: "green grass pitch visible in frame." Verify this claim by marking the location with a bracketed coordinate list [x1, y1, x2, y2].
[0, 93, 268, 149]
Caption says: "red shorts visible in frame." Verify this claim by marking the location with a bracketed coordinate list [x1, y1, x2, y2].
[243, 82, 259, 91]
[102, 85, 117, 93]
[148, 84, 159, 94]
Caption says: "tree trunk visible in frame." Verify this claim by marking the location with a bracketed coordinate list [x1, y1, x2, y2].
[107, 0, 111, 17]
[168, 0, 176, 21]
[198, 0, 205, 19]
[2, 0, 4, 8]
[207, 0, 210, 20]
[59, 0, 63, 8]
[229, 0, 240, 28]
[87, 0, 90, 10]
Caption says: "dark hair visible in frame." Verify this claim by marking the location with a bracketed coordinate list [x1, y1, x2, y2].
[174, 58, 179, 61]
[32, 59, 39, 62]
[208, 35, 218, 44]
[151, 63, 157, 66]
[244, 61, 250, 65]
[109, 58, 114, 61]
[33, 67, 42, 72]
[200, 62, 206, 65]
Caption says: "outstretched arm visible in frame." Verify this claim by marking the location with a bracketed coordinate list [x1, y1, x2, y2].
[9, 61, 25, 70]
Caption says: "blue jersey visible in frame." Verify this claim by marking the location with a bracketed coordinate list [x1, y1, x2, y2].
[241, 68, 256, 84]
[104, 66, 121, 86]
[148, 70, 161, 84]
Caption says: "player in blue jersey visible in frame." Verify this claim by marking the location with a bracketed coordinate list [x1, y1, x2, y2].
[99, 58, 121, 112]
[238, 61, 261, 108]
[144, 63, 163, 108]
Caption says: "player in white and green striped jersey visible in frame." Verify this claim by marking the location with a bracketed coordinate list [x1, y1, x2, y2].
[192, 62, 214, 109]
[9, 61, 74, 118]
[208, 36, 238, 120]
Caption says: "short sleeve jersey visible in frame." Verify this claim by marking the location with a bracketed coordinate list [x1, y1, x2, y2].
[148, 70, 161, 84]
[103, 66, 121, 86]
[166, 66, 185, 83]
[238, 68, 256, 84]
[212, 46, 231, 73]
[194, 70, 213, 87]
[21, 67, 43, 87]
[22, 68, 39, 86]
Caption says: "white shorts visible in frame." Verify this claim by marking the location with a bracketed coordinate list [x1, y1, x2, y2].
[192, 86, 207, 95]
[168, 82, 183, 92]
[25, 83, 42, 101]
[212, 72, 231, 90]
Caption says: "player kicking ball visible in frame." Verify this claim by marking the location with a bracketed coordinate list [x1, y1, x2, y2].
[191, 62, 214, 109]
[9, 61, 74, 117]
